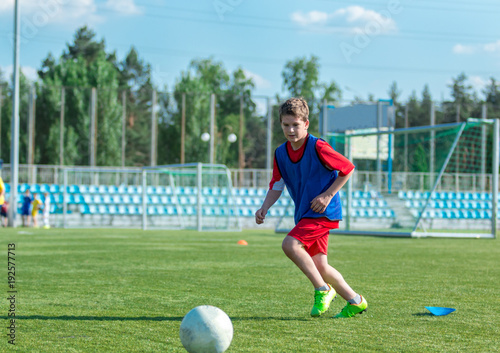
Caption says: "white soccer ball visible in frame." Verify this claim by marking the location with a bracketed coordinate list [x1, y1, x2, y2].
[179, 305, 233, 353]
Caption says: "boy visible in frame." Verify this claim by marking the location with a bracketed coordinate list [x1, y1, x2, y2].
[21, 189, 33, 227]
[255, 97, 367, 318]
[31, 193, 42, 228]
[1, 201, 8, 227]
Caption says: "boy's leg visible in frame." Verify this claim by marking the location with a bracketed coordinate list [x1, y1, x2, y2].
[311, 253, 357, 301]
[282, 236, 336, 317]
[282, 236, 325, 288]
[312, 253, 368, 318]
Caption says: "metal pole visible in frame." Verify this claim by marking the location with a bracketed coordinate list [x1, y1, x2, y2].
[481, 103, 487, 191]
[376, 101, 382, 191]
[89, 87, 97, 167]
[266, 97, 272, 171]
[121, 90, 126, 167]
[346, 134, 352, 231]
[239, 94, 244, 170]
[181, 93, 186, 164]
[28, 85, 35, 183]
[322, 99, 327, 138]
[142, 169, 147, 230]
[59, 87, 65, 166]
[151, 90, 157, 167]
[404, 105, 408, 188]
[430, 102, 435, 189]
[210, 93, 215, 165]
[491, 118, 499, 238]
[197, 163, 202, 231]
[63, 168, 67, 228]
[8, 0, 20, 227]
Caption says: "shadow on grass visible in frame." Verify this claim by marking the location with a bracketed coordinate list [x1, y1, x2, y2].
[1, 315, 309, 322]
[412, 312, 435, 317]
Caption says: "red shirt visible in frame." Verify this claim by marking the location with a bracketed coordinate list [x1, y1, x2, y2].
[269, 135, 354, 229]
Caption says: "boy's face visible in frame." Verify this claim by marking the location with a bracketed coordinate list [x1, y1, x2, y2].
[281, 114, 309, 149]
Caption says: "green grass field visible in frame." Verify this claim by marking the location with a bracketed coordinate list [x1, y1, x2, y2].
[1, 228, 499, 352]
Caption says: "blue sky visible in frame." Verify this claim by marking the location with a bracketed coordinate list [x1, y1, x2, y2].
[0, 0, 499, 104]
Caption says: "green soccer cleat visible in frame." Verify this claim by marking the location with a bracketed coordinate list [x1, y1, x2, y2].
[334, 295, 368, 318]
[311, 284, 336, 317]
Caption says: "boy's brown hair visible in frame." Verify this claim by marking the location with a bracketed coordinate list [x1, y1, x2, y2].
[279, 97, 309, 122]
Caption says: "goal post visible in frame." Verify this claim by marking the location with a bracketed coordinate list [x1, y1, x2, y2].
[61, 163, 241, 232]
[275, 118, 499, 238]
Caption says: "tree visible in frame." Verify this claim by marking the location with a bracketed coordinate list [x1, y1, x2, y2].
[159, 58, 261, 168]
[36, 27, 122, 166]
[278, 55, 342, 149]
[116, 47, 154, 166]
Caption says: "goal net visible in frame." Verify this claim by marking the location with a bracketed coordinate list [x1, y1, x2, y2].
[275, 118, 498, 238]
[61, 163, 241, 231]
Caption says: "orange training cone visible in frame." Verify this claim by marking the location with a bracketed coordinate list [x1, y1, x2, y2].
[237, 240, 248, 246]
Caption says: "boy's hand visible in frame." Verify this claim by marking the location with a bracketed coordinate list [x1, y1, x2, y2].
[310, 193, 333, 214]
[255, 208, 268, 224]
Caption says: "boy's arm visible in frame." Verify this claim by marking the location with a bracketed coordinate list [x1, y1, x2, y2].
[310, 169, 354, 214]
[255, 189, 282, 224]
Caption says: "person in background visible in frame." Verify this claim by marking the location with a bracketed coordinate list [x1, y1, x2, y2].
[22, 189, 33, 227]
[31, 193, 42, 228]
[43, 192, 51, 229]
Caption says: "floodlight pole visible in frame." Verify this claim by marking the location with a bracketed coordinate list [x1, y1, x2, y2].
[8, 0, 20, 227]
[492, 118, 499, 238]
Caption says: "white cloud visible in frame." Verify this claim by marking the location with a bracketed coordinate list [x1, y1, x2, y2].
[104, 0, 142, 16]
[0, 0, 102, 24]
[453, 44, 476, 54]
[0, 0, 144, 24]
[454, 40, 500, 55]
[484, 40, 500, 53]
[243, 69, 271, 90]
[291, 11, 329, 26]
[291, 6, 398, 35]
[1, 65, 39, 82]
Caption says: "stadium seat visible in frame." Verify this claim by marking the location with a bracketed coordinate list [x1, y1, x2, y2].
[88, 185, 98, 193]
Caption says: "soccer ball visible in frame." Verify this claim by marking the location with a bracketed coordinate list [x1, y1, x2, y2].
[179, 305, 233, 353]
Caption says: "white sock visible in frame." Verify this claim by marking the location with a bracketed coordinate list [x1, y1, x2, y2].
[348, 294, 361, 305]
[315, 284, 330, 291]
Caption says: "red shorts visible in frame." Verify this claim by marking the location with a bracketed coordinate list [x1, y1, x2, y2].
[288, 217, 339, 257]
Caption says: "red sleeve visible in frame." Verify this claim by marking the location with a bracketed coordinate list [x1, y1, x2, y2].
[316, 140, 355, 176]
[269, 155, 283, 190]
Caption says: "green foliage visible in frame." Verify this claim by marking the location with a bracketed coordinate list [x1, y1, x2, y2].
[35, 27, 122, 166]
[116, 47, 154, 166]
[279, 55, 342, 144]
[159, 58, 259, 168]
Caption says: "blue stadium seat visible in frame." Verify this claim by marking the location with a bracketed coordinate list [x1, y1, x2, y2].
[102, 195, 112, 204]
[117, 205, 127, 215]
[88, 185, 98, 193]
[108, 185, 118, 194]
[108, 205, 118, 215]
[79, 185, 89, 194]
[73, 194, 84, 204]
[121, 195, 132, 204]
[68, 185, 80, 193]
[82, 194, 92, 204]
[98, 185, 108, 194]
[165, 206, 177, 215]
